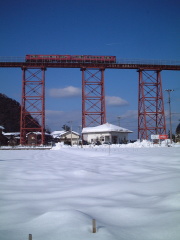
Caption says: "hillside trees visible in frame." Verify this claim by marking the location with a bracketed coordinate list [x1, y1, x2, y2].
[0, 93, 40, 132]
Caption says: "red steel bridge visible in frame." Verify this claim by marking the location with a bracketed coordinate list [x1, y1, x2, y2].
[0, 56, 180, 145]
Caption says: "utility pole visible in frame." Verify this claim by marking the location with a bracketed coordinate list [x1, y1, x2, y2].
[68, 121, 73, 146]
[165, 89, 174, 144]
[117, 116, 121, 127]
[78, 125, 82, 134]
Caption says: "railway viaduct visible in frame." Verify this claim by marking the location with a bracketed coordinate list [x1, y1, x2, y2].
[0, 57, 180, 145]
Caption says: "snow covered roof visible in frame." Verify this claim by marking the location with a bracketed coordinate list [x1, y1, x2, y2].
[71, 131, 80, 136]
[26, 132, 51, 136]
[51, 130, 80, 138]
[3, 132, 20, 136]
[82, 122, 133, 133]
[0, 126, 4, 130]
[51, 131, 67, 138]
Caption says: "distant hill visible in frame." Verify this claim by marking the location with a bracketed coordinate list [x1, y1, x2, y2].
[0, 93, 40, 132]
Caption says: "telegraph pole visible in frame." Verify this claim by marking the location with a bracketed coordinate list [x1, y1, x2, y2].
[165, 89, 174, 144]
[117, 116, 121, 126]
[68, 121, 73, 146]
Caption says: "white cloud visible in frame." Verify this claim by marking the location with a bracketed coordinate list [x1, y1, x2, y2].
[106, 96, 128, 106]
[48, 86, 81, 98]
[121, 110, 138, 119]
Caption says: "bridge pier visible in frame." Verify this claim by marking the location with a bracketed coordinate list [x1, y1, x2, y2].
[138, 70, 166, 140]
[81, 68, 106, 129]
[20, 67, 46, 145]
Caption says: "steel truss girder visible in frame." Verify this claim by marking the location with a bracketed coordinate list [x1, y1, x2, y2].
[138, 70, 166, 140]
[20, 68, 46, 145]
[81, 68, 106, 128]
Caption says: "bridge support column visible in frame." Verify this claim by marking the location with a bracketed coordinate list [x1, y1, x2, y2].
[81, 68, 106, 129]
[20, 67, 46, 145]
[138, 70, 166, 140]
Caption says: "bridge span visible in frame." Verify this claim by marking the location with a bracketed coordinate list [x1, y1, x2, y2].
[0, 58, 180, 70]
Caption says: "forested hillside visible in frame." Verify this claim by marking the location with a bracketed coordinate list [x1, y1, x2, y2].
[0, 93, 21, 132]
[0, 93, 40, 132]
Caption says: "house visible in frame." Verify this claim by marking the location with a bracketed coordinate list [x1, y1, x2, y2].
[82, 122, 133, 144]
[51, 131, 67, 142]
[51, 130, 80, 145]
[27, 132, 52, 145]
[3, 132, 20, 146]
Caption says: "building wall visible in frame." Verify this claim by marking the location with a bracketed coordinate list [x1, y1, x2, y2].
[59, 132, 80, 145]
[28, 133, 38, 145]
[83, 132, 129, 144]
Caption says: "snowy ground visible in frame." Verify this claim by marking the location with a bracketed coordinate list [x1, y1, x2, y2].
[0, 143, 180, 240]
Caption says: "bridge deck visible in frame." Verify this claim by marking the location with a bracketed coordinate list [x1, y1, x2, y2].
[0, 61, 180, 70]
[0, 57, 180, 70]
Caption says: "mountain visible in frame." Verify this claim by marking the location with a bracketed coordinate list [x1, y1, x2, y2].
[0, 93, 21, 132]
[0, 93, 40, 132]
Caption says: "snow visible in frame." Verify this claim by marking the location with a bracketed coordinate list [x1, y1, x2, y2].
[3, 132, 20, 136]
[0, 142, 180, 240]
[82, 122, 133, 133]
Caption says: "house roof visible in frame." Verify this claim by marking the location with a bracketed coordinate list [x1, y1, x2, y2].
[51, 131, 67, 138]
[51, 130, 80, 138]
[3, 132, 20, 136]
[26, 132, 51, 136]
[82, 122, 133, 133]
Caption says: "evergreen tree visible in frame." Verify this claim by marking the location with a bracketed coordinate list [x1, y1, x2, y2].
[62, 124, 70, 131]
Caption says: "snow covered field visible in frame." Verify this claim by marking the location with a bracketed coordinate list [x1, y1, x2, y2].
[0, 143, 180, 240]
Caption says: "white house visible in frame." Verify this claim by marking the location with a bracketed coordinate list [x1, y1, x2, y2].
[82, 122, 133, 144]
[51, 130, 80, 145]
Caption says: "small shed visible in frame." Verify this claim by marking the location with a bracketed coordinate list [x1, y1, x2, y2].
[82, 122, 133, 144]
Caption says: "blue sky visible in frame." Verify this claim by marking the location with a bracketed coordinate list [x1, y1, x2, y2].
[0, 0, 180, 138]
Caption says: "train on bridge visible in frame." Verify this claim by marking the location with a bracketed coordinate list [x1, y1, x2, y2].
[25, 54, 116, 63]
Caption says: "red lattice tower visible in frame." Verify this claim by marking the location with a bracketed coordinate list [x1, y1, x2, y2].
[138, 70, 166, 140]
[81, 68, 106, 128]
[20, 68, 46, 145]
